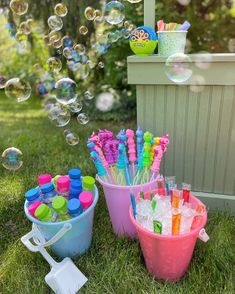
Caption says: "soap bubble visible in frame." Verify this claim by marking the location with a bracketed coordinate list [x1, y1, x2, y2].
[64, 129, 79, 146]
[2, 147, 23, 171]
[84, 6, 95, 21]
[63, 47, 73, 59]
[54, 3, 68, 17]
[98, 61, 104, 69]
[5, 78, 31, 102]
[74, 44, 86, 55]
[69, 100, 83, 113]
[62, 35, 74, 48]
[48, 105, 71, 127]
[108, 31, 121, 43]
[94, 9, 103, 22]
[80, 64, 90, 80]
[71, 51, 81, 63]
[195, 52, 212, 70]
[47, 57, 62, 73]
[228, 39, 235, 53]
[165, 53, 192, 83]
[79, 25, 88, 35]
[77, 113, 89, 125]
[126, 0, 142, 3]
[48, 15, 63, 31]
[19, 21, 31, 35]
[52, 38, 63, 49]
[96, 92, 114, 112]
[84, 90, 94, 100]
[177, 0, 191, 5]
[190, 75, 205, 93]
[104, 1, 125, 25]
[43, 96, 57, 111]
[0, 75, 6, 89]
[49, 31, 61, 43]
[55, 78, 77, 105]
[15, 32, 27, 43]
[87, 60, 96, 69]
[10, 0, 28, 15]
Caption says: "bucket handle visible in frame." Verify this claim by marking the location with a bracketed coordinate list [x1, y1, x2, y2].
[198, 228, 209, 242]
[21, 223, 72, 252]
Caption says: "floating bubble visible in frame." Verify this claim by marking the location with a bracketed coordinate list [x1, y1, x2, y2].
[98, 61, 104, 69]
[43, 96, 57, 110]
[74, 44, 86, 55]
[52, 38, 63, 49]
[48, 15, 63, 31]
[55, 78, 77, 105]
[10, 0, 28, 16]
[48, 105, 71, 127]
[84, 6, 95, 21]
[2, 147, 23, 171]
[49, 30, 61, 43]
[69, 100, 83, 113]
[80, 64, 90, 80]
[97, 34, 108, 45]
[165, 53, 192, 83]
[190, 75, 205, 93]
[64, 129, 79, 146]
[62, 35, 74, 48]
[177, 0, 191, 5]
[63, 47, 73, 59]
[228, 39, 235, 53]
[96, 92, 114, 112]
[121, 28, 131, 39]
[0, 75, 6, 89]
[195, 52, 212, 70]
[108, 31, 120, 43]
[5, 78, 31, 102]
[94, 9, 103, 22]
[19, 21, 31, 35]
[79, 25, 88, 35]
[15, 32, 27, 43]
[71, 51, 81, 63]
[104, 1, 125, 25]
[126, 0, 142, 3]
[54, 3, 68, 17]
[77, 113, 89, 125]
[84, 90, 94, 100]
[185, 39, 192, 54]
[47, 57, 62, 73]
[87, 60, 96, 69]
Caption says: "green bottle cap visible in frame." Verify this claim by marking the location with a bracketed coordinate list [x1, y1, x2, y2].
[82, 176, 95, 191]
[52, 196, 67, 213]
[53, 175, 61, 187]
[153, 220, 162, 234]
[35, 204, 50, 220]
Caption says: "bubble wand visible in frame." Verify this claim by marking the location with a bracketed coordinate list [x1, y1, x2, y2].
[126, 129, 136, 181]
[133, 128, 144, 185]
[116, 144, 127, 186]
[90, 151, 109, 183]
[150, 137, 160, 164]
[117, 130, 131, 186]
[150, 145, 163, 182]
[140, 132, 153, 184]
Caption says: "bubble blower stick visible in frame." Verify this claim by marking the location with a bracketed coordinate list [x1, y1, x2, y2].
[126, 129, 137, 181]
[90, 151, 109, 183]
[150, 137, 160, 164]
[180, 20, 191, 31]
[150, 145, 164, 182]
[116, 144, 127, 186]
[117, 130, 131, 186]
[157, 20, 165, 31]
[133, 128, 144, 185]
[105, 140, 119, 183]
[140, 132, 153, 185]
[130, 190, 137, 219]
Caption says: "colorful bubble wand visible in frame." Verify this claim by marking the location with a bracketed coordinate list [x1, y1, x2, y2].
[140, 131, 153, 184]
[126, 129, 136, 181]
[133, 128, 144, 185]
[90, 151, 109, 183]
[116, 144, 127, 186]
[117, 130, 131, 186]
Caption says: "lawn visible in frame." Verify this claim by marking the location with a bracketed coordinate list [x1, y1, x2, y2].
[0, 92, 234, 294]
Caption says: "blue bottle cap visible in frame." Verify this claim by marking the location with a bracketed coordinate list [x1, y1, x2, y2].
[41, 183, 54, 194]
[68, 169, 81, 180]
[25, 188, 40, 201]
[68, 199, 83, 216]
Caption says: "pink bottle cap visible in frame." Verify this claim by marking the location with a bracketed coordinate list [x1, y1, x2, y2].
[79, 192, 93, 210]
[38, 174, 52, 186]
[28, 201, 41, 218]
[57, 176, 70, 192]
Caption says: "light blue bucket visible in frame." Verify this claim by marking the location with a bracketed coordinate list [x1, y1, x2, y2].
[24, 185, 99, 259]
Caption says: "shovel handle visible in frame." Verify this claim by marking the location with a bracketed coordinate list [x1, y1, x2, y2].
[21, 223, 72, 251]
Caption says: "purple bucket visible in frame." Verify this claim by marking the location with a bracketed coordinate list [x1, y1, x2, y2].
[97, 177, 158, 238]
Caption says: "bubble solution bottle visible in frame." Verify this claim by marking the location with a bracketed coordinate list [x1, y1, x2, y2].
[79, 191, 93, 210]
[69, 181, 82, 200]
[35, 203, 57, 222]
[57, 176, 70, 199]
[25, 188, 42, 205]
[38, 174, 52, 186]
[41, 183, 57, 206]
[68, 168, 81, 182]
[68, 198, 83, 217]
[52, 196, 70, 221]
[82, 176, 95, 192]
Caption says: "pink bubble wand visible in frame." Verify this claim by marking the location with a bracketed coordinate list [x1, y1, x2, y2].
[126, 129, 137, 182]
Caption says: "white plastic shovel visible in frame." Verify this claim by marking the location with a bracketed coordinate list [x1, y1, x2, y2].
[21, 223, 88, 294]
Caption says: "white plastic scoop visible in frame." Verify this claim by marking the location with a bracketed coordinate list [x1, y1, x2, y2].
[21, 223, 87, 294]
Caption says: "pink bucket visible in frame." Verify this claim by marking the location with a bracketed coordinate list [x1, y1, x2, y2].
[129, 194, 208, 281]
[97, 177, 158, 238]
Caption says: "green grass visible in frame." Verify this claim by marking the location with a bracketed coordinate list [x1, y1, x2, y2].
[0, 92, 234, 294]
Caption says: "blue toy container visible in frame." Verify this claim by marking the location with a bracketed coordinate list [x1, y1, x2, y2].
[24, 185, 99, 259]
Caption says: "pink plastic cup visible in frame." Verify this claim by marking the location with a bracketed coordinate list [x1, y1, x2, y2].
[129, 194, 208, 281]
[97, 177, 158, 238]
[38, 174, 52, 186]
